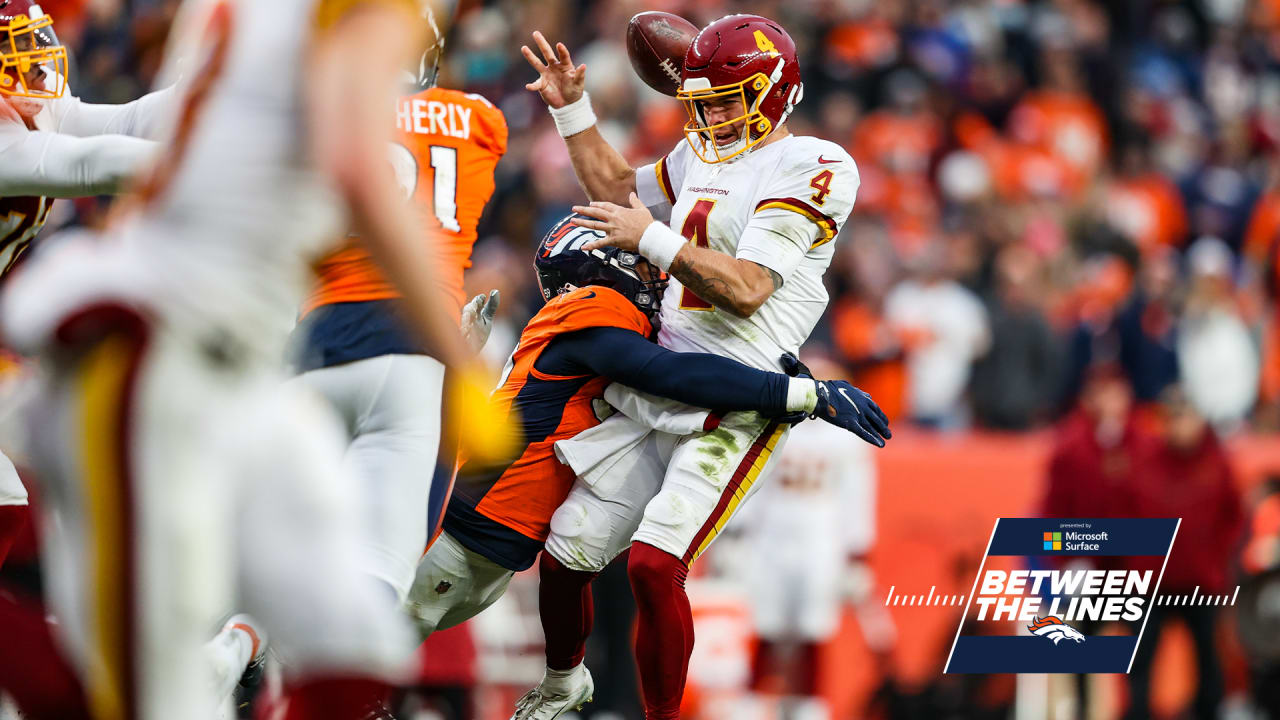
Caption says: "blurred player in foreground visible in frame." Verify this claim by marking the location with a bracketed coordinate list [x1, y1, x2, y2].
[0, 0, 501, 718]
[292, 3, 506, 608]
[0, 0, 177, 576]
[405, 217, 887, 644]
[516, 14, 881, 719]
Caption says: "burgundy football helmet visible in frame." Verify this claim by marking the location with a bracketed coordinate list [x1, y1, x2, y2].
[0, 0, 66, 100]
[677, 14, 803, 163]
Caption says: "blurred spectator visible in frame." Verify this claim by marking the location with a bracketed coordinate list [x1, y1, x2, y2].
[1123, 386, 1244, 720]
[970, 244, 1060, 430]
[1041, 364, 1145, 521]
[51, 0, 1280, 436]
[884, 241, 990, 428]
[1114, 246, 1180, 405]
[1177, 236, 1260, 428]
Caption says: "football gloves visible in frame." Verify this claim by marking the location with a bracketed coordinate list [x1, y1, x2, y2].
[461, 289, 500, 353]
[779, 352, 892, 448]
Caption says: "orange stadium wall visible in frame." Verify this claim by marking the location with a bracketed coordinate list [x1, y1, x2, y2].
[822, 430, 1280, 718]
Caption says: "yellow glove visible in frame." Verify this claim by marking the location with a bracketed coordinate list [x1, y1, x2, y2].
[444, 363, 520, 467]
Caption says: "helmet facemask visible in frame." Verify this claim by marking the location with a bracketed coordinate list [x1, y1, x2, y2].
[0, 7, 66, 101]
[678, 61, 785, 164]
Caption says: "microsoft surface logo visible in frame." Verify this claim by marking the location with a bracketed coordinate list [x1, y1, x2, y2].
[1043, 532, 1062, 551]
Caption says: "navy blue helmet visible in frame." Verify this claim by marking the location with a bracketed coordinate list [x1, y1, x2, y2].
[535, 214, 668, 325]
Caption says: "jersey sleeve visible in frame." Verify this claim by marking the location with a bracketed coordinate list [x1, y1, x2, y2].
[0, 128, 157, 198]
[466, 93, 508, 157]
[636, 139, 692, 220]
[736, 145, 859, 284]
[45, 81, 179, 141]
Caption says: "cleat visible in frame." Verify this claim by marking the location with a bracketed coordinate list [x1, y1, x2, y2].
[509, 666, 594, 720]
[223, 614, 268, 719]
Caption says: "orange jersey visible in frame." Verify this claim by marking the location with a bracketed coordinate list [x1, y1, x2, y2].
[303, 87, 507, 318]
[443, 286, 652, 570]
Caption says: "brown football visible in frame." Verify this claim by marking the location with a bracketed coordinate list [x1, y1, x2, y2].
[626, 11, 698, 97]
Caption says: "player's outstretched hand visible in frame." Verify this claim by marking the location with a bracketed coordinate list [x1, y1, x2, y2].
[521, 31, 585, 109]
[461, 289, 500, 353]
[815, 381, 891, 447]
[574, 193, 653, 252]
[779, 352, 891, 447]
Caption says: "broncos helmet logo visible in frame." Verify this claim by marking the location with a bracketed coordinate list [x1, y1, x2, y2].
[1028, 616, 1086, 645]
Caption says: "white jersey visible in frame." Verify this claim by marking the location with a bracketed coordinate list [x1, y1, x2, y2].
[636, 134, 858, 370]
[0, 77, 171, 278]
[3, 0, 411, 360]
[119, 0, 359, 356]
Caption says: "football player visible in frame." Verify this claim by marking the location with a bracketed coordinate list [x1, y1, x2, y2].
[0, 0, 177, 576]
[291, 3, 506, 609]
[404, 216, 887, 643]
[0, 1, 499, 719]
[516, 16, 882, 719]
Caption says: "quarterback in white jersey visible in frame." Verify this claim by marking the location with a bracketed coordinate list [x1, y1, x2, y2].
[0, 1, 500, 718]
[513, 15, 887, 720]
[0, 0, 175, 578]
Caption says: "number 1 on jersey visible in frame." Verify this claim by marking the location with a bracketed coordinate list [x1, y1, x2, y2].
[429, 145, 461, 232]
[678, 198, 717, 311]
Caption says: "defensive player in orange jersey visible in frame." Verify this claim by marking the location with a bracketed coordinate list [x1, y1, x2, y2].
[404, 216, 890, 653]
[291, 7, 508, 606]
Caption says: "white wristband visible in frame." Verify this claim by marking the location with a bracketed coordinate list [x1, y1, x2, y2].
[638, 221, 686, 272]
[548, 91, 597, 138]
[786, 377, 818, 414]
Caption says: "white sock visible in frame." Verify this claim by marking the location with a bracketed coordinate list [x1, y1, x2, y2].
[539, 664, 585, 695]
[205, 626, 253, 699]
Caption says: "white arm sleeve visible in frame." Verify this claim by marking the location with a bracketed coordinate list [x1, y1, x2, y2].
[735, 207, 820, 284]
[0, 130, 157, 198]
[46, 84, 179, 141]
[735, 142, 860, 285]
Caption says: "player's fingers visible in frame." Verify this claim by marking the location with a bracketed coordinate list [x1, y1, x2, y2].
[581, 238, 610, 252]
[871, 409, 891, 439]
[846, 421, 882, 448]
[520, 45, 547, 73]
[533, 31, 557, 65]
[571, 204, 611, 220]
[556, 42, 573, 67]
[628, 192, 646, 209]
[483, 289, 501, 320]
[570, 217, 609, 231]
[576, 63, 587, 78]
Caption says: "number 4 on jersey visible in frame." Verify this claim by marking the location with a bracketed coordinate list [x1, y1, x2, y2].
[678, 198, 717, 310]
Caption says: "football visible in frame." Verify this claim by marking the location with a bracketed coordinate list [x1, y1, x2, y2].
[626, 11, 698, 96]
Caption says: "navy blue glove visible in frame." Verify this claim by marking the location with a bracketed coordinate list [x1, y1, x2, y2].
[813, 380, 892, 447]
[780, 353, 892, 448]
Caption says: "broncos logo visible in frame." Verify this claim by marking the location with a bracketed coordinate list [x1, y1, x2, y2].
[1028, 615, 1086, 645]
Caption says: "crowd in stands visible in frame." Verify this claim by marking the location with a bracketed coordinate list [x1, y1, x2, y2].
[48, 0, 1280, 436]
